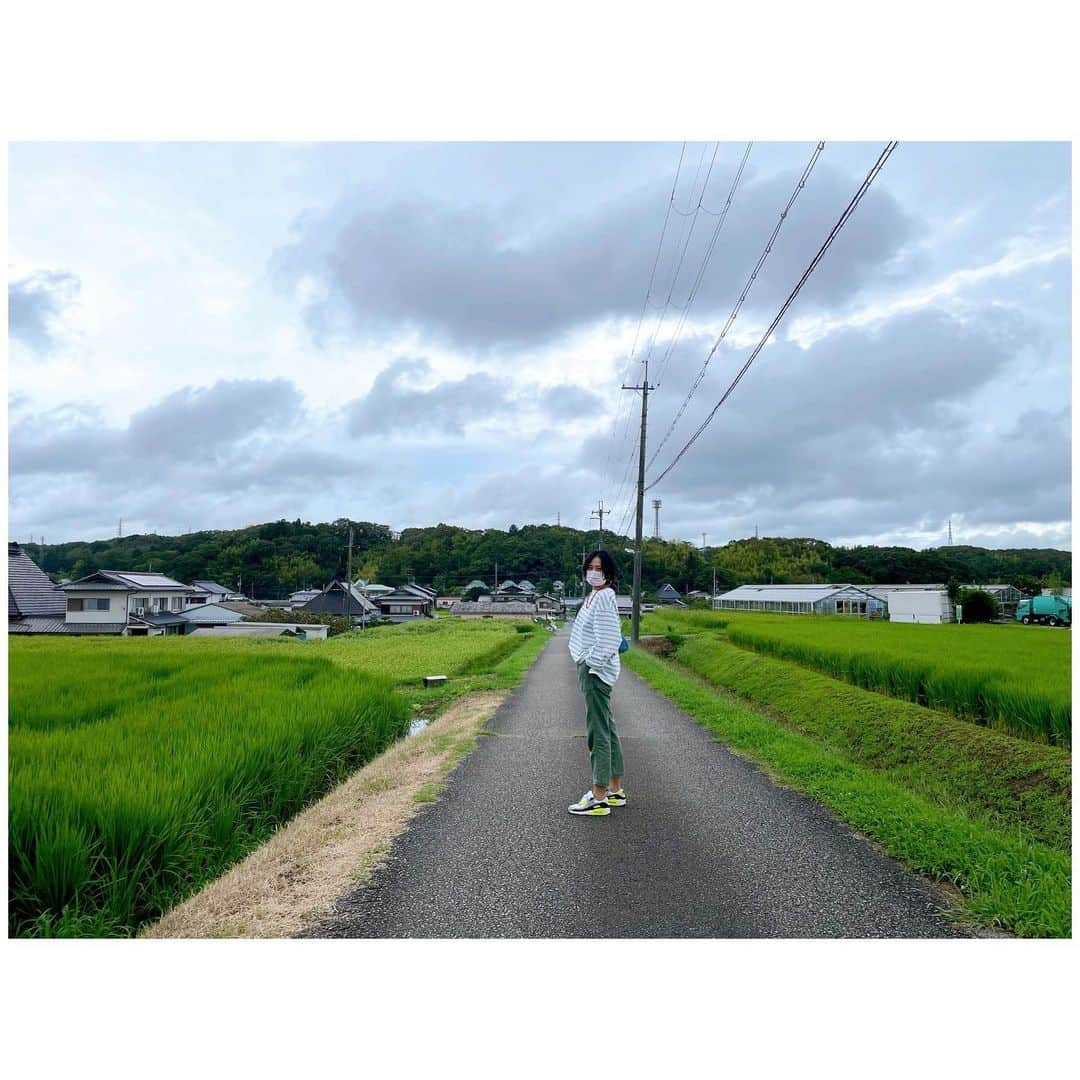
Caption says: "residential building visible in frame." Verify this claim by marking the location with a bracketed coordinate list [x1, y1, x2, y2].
[449, 600, 537, 619]
[57, 570, 207, 635]
[189, 580, 235, 604]
[302, 580, 381, 624]
[8, 542, 67, 634]
[373, 585, 435, 622]
[656, 583, 682, 604]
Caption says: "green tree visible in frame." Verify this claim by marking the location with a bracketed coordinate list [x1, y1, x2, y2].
[960, 589, 998, 623]
[1043, 570, 1066, 595]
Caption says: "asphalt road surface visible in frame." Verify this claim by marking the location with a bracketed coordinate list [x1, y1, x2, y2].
[304, 627, 972, 938]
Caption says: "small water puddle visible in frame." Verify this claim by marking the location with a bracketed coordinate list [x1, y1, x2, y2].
[408, 717, 430, 737]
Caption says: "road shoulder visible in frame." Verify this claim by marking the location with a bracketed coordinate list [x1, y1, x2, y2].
[139, 690, 506, 939]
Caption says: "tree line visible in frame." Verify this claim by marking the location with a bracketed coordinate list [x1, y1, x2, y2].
[28, 519, 1072, 601]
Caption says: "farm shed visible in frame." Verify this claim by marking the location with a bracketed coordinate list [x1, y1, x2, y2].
[867, 588, 953, 624]
[715, 584, 885, 617]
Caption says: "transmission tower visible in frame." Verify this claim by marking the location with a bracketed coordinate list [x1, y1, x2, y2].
[652, 499, 662, 539]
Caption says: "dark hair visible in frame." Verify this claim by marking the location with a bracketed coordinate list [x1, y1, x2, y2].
[582, 549, 618, 587]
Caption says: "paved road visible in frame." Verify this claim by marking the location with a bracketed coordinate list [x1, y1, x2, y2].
[304, 628, 972, 938]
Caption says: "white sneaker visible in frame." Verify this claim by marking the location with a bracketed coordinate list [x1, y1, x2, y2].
[568, 791, 610, 816]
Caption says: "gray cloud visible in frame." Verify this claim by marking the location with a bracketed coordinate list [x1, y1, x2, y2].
[8, 270, 80, 352]
[127, 378, 303, 459]
[540, 384, 606, 419]
[344, 357, 511, 436]
[275, 155, 914, 351]
[578, 304, 1070, 544]
[9, 378, 304, 478]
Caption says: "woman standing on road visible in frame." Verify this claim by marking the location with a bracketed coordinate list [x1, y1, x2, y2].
[567, 550, 626, 817]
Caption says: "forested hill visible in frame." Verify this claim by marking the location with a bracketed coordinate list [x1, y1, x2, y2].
[26, 520, 1072, 600]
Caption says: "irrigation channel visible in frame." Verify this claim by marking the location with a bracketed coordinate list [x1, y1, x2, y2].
[303, 626, 973, 938]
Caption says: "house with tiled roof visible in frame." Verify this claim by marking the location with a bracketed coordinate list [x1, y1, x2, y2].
[9, 554, 207, 635]
[302, 580, 380, 624]
[8, 542, 67, 633]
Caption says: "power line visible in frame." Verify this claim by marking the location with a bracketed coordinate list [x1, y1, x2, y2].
[636, 144, 719, 382]
[651, 141, 754, 390]
[608, 142, 722, 504]
[610, 142, 753, 532]
[646, 141, 899, 493]
[603, 143, 687, 494]
[647, 141, 825, 470]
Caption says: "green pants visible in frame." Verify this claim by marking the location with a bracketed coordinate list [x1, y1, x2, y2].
[577, 660, 624, 788]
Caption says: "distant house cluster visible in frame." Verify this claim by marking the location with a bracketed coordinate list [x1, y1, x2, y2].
[445, 578, 563, 620]
[7, 547, 327, 639]
[8, 544, 568, 639]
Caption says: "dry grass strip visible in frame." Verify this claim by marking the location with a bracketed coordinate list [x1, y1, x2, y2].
[139, 690, 506, 939]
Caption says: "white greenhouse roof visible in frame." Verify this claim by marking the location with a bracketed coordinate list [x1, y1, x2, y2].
[718, 585, 874, 603]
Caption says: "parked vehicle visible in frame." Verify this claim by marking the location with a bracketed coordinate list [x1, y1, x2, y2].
[1015, 595, 1071, 627]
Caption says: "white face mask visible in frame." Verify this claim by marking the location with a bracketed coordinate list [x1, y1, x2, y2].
[585, 569, 606, 587]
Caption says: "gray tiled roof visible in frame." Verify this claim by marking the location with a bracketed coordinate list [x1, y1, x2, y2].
[135, 612, 189, 627]
[177, 603, 245, 624]
[8, 543, 66, 617]
[8, 618, 126, 635]
[449, 601, 536, 615]
[191, 580, 231, 594]
[62, 580, 135, 591]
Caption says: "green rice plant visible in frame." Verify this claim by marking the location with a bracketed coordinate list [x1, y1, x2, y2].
[9, 638, 409, 937]
[716, 615, 1070, 746]
[323, 617, 535, 682]
[625, 646, 1071, 938]
[670, 633, 1071, 852]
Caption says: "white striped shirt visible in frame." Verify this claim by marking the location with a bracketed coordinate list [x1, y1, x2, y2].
[568, 586, 622, 686]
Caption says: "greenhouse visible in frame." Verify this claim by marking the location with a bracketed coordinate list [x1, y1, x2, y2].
[714, 584, 885, 617]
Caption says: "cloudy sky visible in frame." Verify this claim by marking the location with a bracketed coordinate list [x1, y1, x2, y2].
[7, 140, 1071, 550]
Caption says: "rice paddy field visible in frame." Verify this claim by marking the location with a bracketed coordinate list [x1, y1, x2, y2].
[8, 618, 546, 937]
[323, 616, 537, 681]
[629, 608, 1072, 936]
[638, 609, 1071, 746]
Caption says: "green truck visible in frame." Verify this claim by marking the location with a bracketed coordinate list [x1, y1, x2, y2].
[1015, 594, 1071, 627]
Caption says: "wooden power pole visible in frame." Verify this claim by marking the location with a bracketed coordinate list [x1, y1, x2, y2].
[623, 358, 655, 644]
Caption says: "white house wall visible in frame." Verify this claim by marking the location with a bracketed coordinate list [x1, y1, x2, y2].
[65, 592, 128, 624]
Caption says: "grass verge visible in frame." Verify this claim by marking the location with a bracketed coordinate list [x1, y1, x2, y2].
[139, 625, 556, 938]
[624, 645, 1071, 939]
[672, 633, 1071, 852]
[139, 690, 507, 939]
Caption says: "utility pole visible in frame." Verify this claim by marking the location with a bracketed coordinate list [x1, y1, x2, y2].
[591, 499, 606, 551]
[577, 548, 588, 599]
[623, 357, 655, 644]
[652, 499, 662, 539]
[701, 532, 707, 551]
[556, 512, 560, 527]
[118, 518, 123, 538]
[346, 525, 354, 585]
